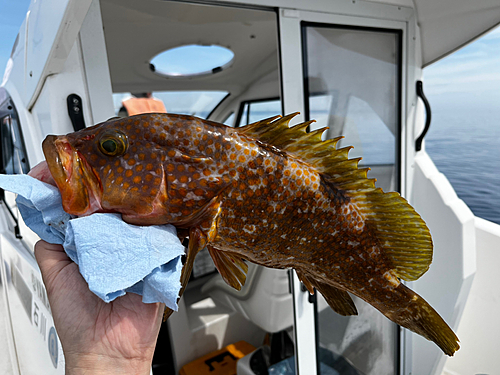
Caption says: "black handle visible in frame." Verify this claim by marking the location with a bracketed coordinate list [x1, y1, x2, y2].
[204, 351, 237, 371]
[67, 94, 86, 131]
[415, 80, 431, 152]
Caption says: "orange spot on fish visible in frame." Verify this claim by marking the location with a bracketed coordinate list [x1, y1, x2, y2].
[177, 165, 185, 173]
[125, 170, 133, 178]
[128, 159, 136, 166]
[146, 164, 153, 171]
[238, 155, 246, 163]
[133, 176, 141, 184]
[203, 169, 211, 176]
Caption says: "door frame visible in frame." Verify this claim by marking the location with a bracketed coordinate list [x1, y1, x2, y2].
[278, 7, 411, 374]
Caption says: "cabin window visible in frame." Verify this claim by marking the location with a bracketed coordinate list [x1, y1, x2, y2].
[0, 92, 29, 175]
[302, 23, 402, 375]
[112, 91, 228, 120]
[150, 45, 234, 78]
[223, 112, 235, 126]
[236, 98, 281, 127]
[302, 23, 401, 192]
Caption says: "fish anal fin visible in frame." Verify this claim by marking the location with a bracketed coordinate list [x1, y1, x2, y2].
[319, 283, 358, 316]
[298, 270, 357, 316]
[208, 247, 248, 291]
[295, 269, 315, 295]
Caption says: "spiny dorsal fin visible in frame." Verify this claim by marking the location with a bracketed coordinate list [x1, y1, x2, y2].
[239, 113, 432, 282]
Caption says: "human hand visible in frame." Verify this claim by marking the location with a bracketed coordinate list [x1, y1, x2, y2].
[34, 240, 164, 375]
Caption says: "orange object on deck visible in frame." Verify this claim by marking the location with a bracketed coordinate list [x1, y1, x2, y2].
[122, 97, 167, 116]
[179, 341, 256, 375]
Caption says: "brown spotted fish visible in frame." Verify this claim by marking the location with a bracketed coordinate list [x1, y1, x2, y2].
[35, 113, 459, 355]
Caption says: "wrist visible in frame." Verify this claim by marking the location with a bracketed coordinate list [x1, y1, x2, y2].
[64, 352, 153, 375]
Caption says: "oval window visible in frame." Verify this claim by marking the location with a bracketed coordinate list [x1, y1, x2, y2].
[150, 45, 234, 77]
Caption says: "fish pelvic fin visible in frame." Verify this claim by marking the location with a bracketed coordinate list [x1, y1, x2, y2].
[388, 284, 459, 356]
[208, 247, 249, 291]
[297, 269, 357, 316]
[240, 113, 432, 282]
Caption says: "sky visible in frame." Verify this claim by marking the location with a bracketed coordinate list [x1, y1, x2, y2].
[423, 26, 500, 114]
[0, 0, 30, 78]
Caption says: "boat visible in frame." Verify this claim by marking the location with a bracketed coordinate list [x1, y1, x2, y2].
[1, 0, 499, 374]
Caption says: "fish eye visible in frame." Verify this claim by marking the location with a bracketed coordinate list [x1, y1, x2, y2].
[98, 131, 128, 156]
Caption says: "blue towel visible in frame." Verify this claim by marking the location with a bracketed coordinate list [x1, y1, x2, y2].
[0, 174, 185, 311]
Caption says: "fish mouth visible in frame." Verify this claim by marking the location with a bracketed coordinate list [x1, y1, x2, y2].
[42, 135, 102, 216]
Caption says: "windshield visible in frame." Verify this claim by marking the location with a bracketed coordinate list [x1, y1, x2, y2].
[113, 91, 228, 119]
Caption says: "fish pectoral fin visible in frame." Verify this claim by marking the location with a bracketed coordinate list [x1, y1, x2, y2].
[163, 226, 207, 322]
[312, 279, 358, 316]
[208, 247, 248, 291]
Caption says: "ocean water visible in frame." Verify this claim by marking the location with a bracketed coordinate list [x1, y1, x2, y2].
[425, 109, 500, 225]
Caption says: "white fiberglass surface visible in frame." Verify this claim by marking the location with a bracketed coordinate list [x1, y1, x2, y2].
[303, 24, 401, 374]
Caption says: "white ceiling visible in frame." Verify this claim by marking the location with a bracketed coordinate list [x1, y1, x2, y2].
[101, 0, 279, 95]
[411, 0, 500, 66]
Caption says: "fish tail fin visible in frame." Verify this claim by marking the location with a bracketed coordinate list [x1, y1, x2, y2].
[389, 284, 459, 356]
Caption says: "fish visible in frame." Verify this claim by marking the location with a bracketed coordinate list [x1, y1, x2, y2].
[34, 112, 459, 356]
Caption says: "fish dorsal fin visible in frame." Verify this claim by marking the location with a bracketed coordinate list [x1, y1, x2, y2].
[239, 114, 432, 282]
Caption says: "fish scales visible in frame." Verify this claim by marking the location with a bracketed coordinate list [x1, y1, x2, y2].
[35, 113, 459, 356]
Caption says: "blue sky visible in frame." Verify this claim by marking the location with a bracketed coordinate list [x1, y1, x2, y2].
[0, 0, 30, 77]
[423, 26, 500, 113]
